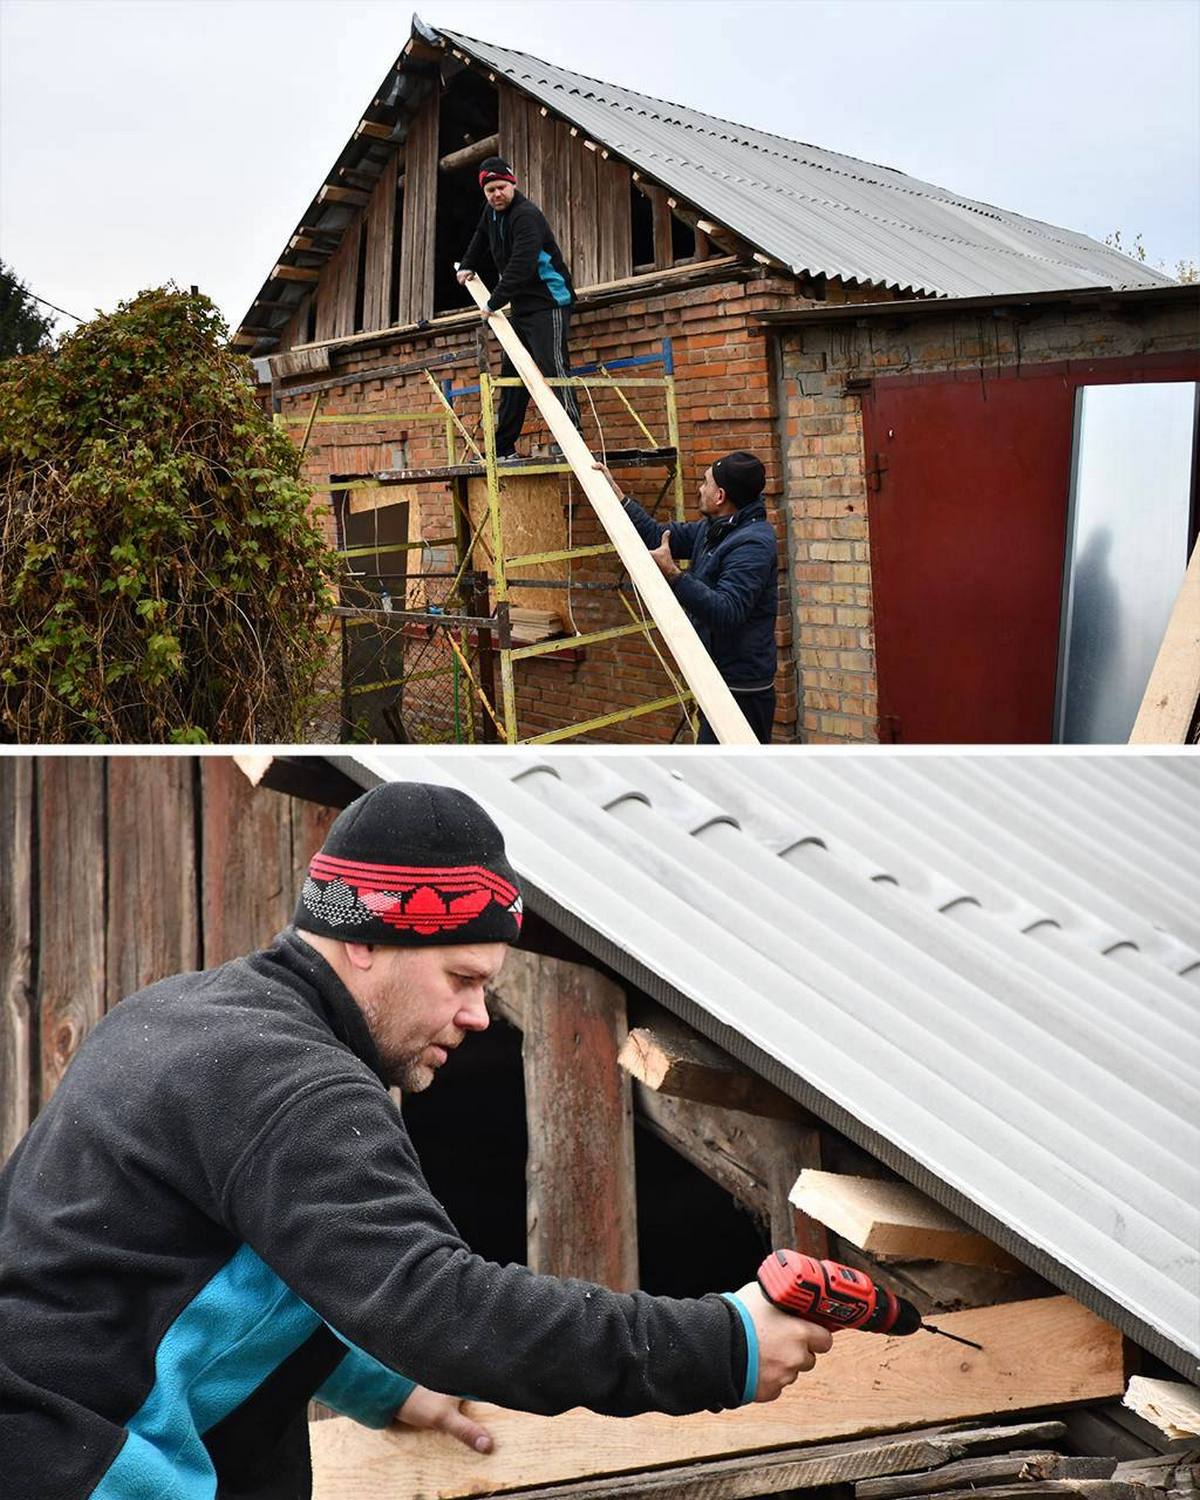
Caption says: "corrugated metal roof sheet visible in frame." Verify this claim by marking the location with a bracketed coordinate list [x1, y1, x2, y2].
[355, 750, 1200, 1379]
[438, 27, 1175, 299]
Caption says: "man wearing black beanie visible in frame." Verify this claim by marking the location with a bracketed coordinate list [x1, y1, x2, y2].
[601, 451, 780, 743]
[0, 778, 830, 1500]
[457, 156, 581, 458]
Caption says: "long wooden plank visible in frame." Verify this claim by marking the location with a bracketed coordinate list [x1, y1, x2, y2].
[1122, 1375, 1200, 1439]
[106, 759, 199, 1005]
[0, 760, 33, 1162]
[363, 154, 398, 333]
[37, 759, 106, 1102]
[397, 91, 440, 324]
[338, 219, 362, 337]
[790, 1171, 1022, 1272]
[569, 133, 598, 291]
[483, 1426, 1079, 1500]
[857, 1454, 1118, 1499]
[462, 273, 755, 743]
[904, 1484, 1161, 1500]
[309, 1297, 1124, 1499]
[1130, 537, 1200, 744]
[522, 954, 638, 1290]
[315, 228, 357, 344]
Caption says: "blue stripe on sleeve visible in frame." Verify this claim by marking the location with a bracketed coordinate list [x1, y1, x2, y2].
[315, 1335, 417, 1428]
[721, 1292, 759, 1406]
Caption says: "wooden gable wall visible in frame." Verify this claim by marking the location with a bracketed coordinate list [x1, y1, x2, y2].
[498, 85, 632, 289]
[290, 78, 637, 352]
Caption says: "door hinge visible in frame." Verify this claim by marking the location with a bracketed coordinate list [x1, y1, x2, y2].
[866, 453, 889, 492]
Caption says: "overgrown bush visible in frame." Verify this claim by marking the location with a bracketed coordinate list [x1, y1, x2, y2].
[0, 287, 338, 742]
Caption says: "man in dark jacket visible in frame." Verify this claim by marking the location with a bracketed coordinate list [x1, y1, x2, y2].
[457, 155, 581, 458]
[0, 779, 830, 1500]
[605, 451, 779, 743]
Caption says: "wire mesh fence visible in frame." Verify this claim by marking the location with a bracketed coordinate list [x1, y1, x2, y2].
[333, 597, 502, 744]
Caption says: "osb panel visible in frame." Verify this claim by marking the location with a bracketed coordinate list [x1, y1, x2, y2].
[468, 474, 570, 621]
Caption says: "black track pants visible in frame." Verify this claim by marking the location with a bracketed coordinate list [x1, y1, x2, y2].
[495, 304, 581, 454]
[697, 686, 776, 744]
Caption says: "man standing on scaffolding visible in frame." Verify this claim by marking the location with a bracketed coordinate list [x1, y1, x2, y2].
[457, 156, 582, 461]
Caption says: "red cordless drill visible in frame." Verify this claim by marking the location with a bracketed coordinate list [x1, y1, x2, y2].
[757, 1250, 982, 1349]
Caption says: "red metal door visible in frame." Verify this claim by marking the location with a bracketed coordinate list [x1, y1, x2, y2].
[864, 372, 1075, 743]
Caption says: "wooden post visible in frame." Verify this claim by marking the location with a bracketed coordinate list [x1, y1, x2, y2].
[0, 760, 33, 1161]
[37, 759, 107, 1102]
[493, 951, 639, 1291]
[106, 759, 200, 1006]
[645, 184, 675, 271]
[460, 273, 756, 744]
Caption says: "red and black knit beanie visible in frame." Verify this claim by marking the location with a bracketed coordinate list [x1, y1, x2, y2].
[295, 782, 522, 946]
[479, 155, 517, 187]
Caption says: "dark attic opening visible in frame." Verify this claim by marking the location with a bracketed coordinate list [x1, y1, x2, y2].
[672, 211, 696, 264]
[631, 180, 655, 271]
[400, 1014, 528, 1261]
[433, 66, 500, 315]
[401, 1005, 768, 1293]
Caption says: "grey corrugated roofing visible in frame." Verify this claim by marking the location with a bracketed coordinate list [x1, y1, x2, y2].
[436, 25, 1174, 299]
[353, 749, 1200, 1380]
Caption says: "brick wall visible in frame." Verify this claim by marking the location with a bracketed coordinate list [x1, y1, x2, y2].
[776, 296, 1200, 744]
[278, 269, 806, 743]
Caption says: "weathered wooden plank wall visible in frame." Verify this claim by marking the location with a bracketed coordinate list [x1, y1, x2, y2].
[107, 758, 199, 1000]
[498, 84, 633, 289]
[278, 76, 639, 352]
[315, 220, 362, 344]
[0, 758, 335, 1166]
[397, 91, 440, 325]
[363, 154, 399, 332]
[37, 759, 106, 1106]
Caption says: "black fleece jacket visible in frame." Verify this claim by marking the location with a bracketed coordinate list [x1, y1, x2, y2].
[0, 930, 750, 1500]
[459, 191, 576, 313]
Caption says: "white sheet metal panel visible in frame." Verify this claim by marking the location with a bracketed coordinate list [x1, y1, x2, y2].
[356, 750, 1200, 1378]
[437, 28, 1174, 298]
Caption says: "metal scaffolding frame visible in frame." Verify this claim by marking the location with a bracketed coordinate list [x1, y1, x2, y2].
[281, 339, 689, 744]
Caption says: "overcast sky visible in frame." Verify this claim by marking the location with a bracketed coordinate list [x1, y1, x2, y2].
[2, 0, 1197, 338]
